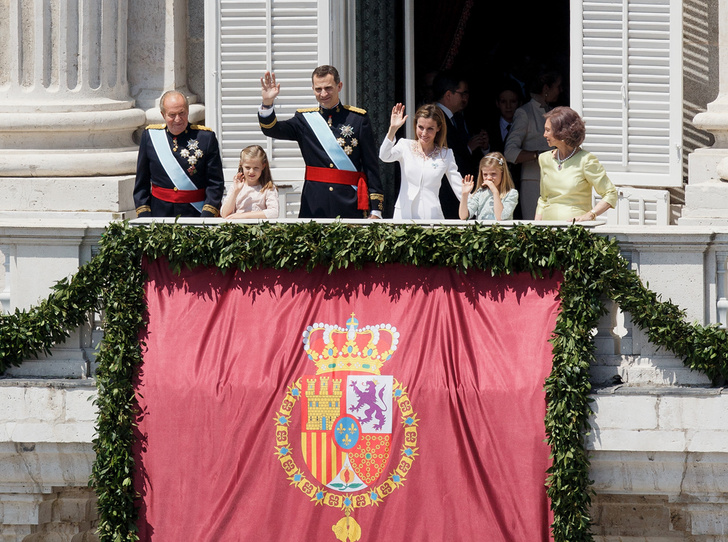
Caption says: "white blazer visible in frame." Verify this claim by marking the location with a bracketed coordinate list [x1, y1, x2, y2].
[503, 97, 551, 182]
[380, 137, 463, 219]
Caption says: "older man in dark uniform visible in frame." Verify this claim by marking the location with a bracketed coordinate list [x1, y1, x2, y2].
[134, 90, 224, 217]
[258, 66, 383, 218]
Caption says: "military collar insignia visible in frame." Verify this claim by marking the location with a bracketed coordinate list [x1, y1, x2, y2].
[166, 124, 190, 136]
[320, 102, 342, 114]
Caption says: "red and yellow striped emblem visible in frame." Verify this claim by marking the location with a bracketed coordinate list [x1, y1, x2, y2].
[301, 431, 346, 485]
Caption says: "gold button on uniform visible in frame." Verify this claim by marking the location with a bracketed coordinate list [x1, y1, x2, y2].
[329, 164, 334, 168]
[329, 186, 334, 191]
[173, 187, 178, 191]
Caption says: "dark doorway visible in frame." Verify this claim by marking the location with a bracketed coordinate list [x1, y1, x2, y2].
[413, 0, 570, 129]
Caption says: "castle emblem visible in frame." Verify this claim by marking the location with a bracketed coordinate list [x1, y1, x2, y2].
[274, 314, 419, 541]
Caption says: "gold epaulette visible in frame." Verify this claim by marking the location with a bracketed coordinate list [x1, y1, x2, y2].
[191, 124, 212, 131]
[297, 107, 319, 113]
[344, 105, 367, 115]
[146, 124, 165, 130]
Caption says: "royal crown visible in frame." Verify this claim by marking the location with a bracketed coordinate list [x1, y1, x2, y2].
[302, 313, 399, 375]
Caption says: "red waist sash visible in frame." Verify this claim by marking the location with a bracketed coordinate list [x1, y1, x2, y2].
[152, 184, 206, 204]
[305, 166, 369, 211]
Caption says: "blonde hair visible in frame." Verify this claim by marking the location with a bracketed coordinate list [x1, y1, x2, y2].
[476, 152, 514, 196]
[238, 145, 275, 192]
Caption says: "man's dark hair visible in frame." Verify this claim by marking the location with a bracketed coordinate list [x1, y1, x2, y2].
[528, 67, 561, 95]
[432, 70, 465, 101]
[494, 78, 524, 105]
[312, 65, 340, 84]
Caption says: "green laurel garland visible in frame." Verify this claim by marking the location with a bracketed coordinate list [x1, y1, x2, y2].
[1, 221, 727, 542]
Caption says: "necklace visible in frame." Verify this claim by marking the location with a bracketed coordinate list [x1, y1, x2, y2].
[413, 140, 439, 160]
[555, 147, 579, 170]
[421, 145, 438, 159]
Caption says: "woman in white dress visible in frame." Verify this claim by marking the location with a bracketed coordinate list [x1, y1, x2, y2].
[379, 103, 468, 219]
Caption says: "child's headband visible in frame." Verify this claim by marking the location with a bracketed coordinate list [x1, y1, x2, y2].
[485, 154, 504, 166]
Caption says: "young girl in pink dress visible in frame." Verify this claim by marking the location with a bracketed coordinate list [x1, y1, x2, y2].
[221, 145, 279, 219]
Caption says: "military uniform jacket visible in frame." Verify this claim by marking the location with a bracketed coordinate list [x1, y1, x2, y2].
[134, 124, 225, 217]
[259, 104, 383, 218]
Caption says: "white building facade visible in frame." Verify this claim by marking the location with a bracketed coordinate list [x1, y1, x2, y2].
[2, 1, 728, 539]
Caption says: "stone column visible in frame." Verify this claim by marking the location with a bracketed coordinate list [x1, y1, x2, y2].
[128, 0, 204, 125]
[681, 0, 728, 225]
[0, 0, 145, 217]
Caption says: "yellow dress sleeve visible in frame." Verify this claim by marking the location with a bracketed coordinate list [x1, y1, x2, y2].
[583, 153, 618, 209]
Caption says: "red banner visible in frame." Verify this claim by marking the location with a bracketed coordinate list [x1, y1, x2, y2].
[134, 259, 561, 541]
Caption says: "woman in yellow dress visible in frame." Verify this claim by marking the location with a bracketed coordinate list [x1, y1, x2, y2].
[535, 107, 617, 221]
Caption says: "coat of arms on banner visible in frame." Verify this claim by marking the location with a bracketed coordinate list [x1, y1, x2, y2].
[274, 314, 419, 541]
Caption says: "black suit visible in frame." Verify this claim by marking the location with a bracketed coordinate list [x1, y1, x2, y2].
[484, 116, 523, 219]
[484, 116, 508, 154]
[259, 104, 383, 218]
[134, 124, 225, 218]
[438, 107, 476, 219]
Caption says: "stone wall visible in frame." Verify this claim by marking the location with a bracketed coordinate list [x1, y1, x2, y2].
[1, 222, 728, 538]
[0, 381, 97, 542]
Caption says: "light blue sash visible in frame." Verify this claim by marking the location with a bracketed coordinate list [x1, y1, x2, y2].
[302, 111, 357, 172]
[149, 129, 204, 212]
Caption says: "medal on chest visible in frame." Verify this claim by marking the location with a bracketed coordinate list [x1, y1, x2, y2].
[336, 124, 358, 156]
[178, 139, 204, 175]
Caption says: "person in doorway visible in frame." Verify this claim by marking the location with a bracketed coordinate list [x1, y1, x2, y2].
[134, 90, 225, 217]
[503, 68, 563, 219]
[482, 79, 524, 216]
[536, 106, 617, 221]
[380, 103, 466, 219]
[433, 71, 488, 218]
[258, 66, 383, 218]
[483, 80, 523, 154]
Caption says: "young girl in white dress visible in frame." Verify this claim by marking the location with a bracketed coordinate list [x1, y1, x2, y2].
[459, 152, 519, 221]
[221, 145, 279, 219]
[379, 103, 466, 219]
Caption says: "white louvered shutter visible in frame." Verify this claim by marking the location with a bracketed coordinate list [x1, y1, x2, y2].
[571, 0, 683, 187]
[208, 1, 329, 182]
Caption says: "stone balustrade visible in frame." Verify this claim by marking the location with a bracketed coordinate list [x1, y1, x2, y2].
[1, 220, 728, 539]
